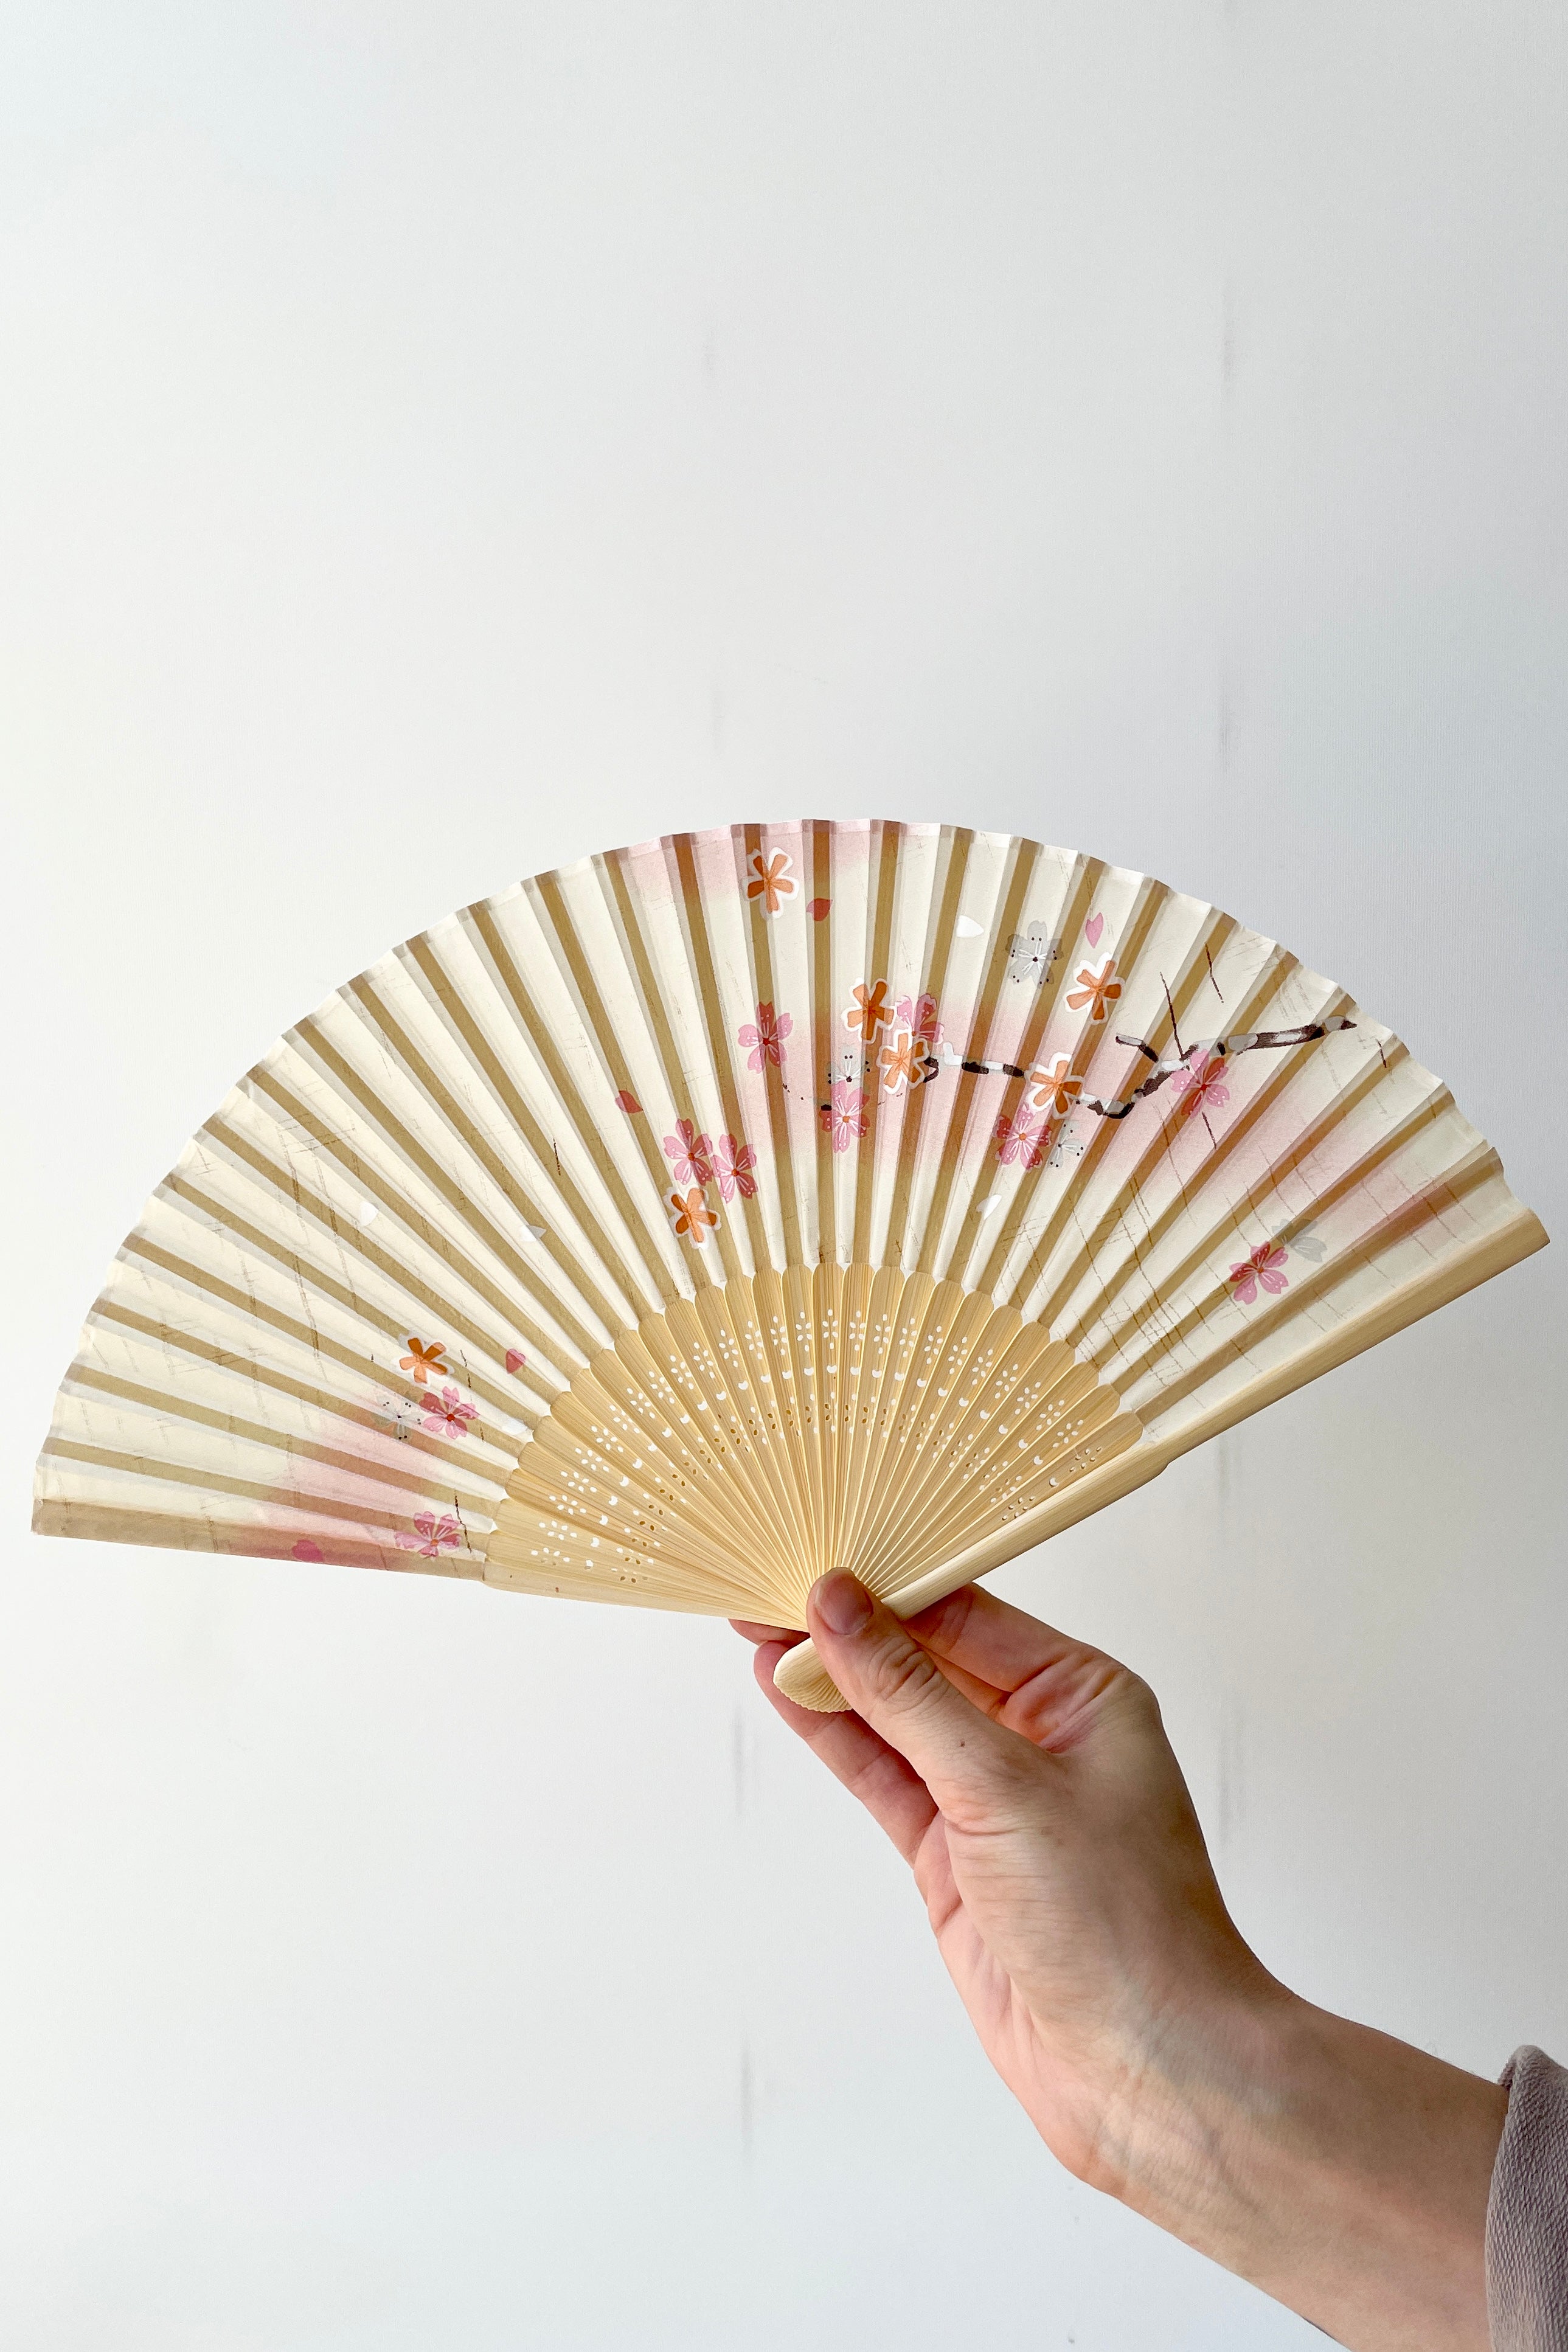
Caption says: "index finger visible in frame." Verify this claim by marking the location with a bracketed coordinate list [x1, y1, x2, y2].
[748, 1639, 940, 1867]
[730, 1618, 800, 1645]
[904, 1584, 1128, 1719]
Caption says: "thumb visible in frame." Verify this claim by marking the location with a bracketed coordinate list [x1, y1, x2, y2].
[808, 1570, 1036, 1812]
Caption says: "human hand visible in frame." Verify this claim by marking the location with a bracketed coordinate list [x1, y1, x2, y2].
[735, 1570, 1275, 2190]
[734, 1571, 1502, 2352]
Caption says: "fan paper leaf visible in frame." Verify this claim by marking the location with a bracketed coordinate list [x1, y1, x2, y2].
[34, 822, 1545, 1705]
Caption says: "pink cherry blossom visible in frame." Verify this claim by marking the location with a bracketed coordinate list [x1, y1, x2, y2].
[819, 1082, 869, 1152]
[397, 1510, 463, 1558]
[710, 1133, 758, 1202]
[1228, 1243, 1289, 1306]
[662, 1117, 715, 1186]
[894, 991, 942, 1049]
[994, 1109, 1052, 1168]
[737, 1001, 793, 1071]
[420, 1384, 478, 1438]
[1168, 1049, 1230, 1118]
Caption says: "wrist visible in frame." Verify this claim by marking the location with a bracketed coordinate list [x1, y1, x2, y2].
[1081, 1986, 1503, 2350]
[1069, 1969, 1303, 2215]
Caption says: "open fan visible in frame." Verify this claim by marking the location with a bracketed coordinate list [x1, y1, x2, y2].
[35, 822, 1545, 1711]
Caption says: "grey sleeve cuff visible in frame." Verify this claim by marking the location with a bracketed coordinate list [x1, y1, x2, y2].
[1488, 2045, 1568, 2349]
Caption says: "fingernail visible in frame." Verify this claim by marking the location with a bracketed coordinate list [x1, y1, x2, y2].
[813, 1569, 873, 1637]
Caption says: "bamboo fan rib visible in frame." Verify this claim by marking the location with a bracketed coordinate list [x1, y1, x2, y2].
[34, 823, 1545, 1713]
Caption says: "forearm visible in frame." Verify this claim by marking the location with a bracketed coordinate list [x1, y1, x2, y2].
[1087, 1988, 1505, 2351]
[755, 1584, 1509, 2350]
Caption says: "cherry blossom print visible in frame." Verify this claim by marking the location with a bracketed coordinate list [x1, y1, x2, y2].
[612, 1089, 642, 1114]
[1007, 925, 1061, 988]
[1168, 1050, 1230, 1118]
[504, 1347, 527, 1375]
[895, 991, 943, 1048]
[1027, 1053, 1081, 1119]
[397, 1510, 464, 1558]
[878, 1030, 924, 1094]
[400, 1336, 449, 1386]
[820, 1081, 869, 1151]
[662, 1118, 715, 1186]
[844, 979, 892, 1040]
[668, 1187, 720, 1243]
[291, 1539, 325, 1563]
[420, 1384, 479, 1438]
[378, 1393, 421, 1441]
[994, 1109, 1052, 1169]
[807, 896, 831, 920]
[1066, 956, 1122, 1022]
[1084, 912, 1105, 949]
[746, 848, 797, 915]
[710, 1134, 758, 1202]
[1228, 1244, 1289, 1306]
[737, 1001, 793, 1071]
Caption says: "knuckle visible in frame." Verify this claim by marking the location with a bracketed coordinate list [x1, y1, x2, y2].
[862, 1632, 946, 1712]
[1116, 1669, 1163, 1727]
[906, 1584, 977, 1647]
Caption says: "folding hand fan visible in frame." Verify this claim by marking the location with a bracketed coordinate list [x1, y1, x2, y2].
[36, 822, 1544, 1712]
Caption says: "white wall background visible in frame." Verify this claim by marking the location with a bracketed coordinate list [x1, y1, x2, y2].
[5, 6, 1566, 2346]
